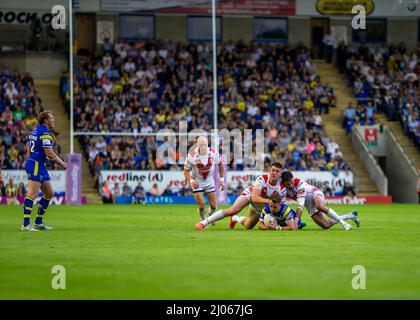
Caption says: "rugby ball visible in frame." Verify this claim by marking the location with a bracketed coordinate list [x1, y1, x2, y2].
[263, 214, 278, 227]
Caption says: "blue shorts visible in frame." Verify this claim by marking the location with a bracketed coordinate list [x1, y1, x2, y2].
[25, 159, 50, 183]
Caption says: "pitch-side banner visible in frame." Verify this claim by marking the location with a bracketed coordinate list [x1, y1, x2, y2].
[0, 196, 87, 205]
[100, 170, 353, 194]
[101, 0, 296, 15]
[114, 195, 391, 205]
[2, 170, 66, 192]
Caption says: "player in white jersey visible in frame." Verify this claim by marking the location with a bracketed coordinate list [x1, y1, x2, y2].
[194, 162, 283, 230]
[184, 136, 225, 222]
[280, 171, 360, 231]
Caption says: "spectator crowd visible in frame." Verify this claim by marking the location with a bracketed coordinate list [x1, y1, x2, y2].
[0, 67, 63, 170]
[62, 39, 351, 189]
[337, 42, 420, 147]
[0, 177, 27, 197]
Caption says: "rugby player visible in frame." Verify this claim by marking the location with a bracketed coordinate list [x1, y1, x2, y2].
[258, 194, 306, 230]
[195, 162, 283, 230]
[21, 111, 67, 231]
[280, 171, 359, 231]
[184, 136, 224, 223]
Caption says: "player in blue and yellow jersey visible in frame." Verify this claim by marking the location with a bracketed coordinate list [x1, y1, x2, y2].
[21, 111, 67, 231]
[258, 194, 306, 231]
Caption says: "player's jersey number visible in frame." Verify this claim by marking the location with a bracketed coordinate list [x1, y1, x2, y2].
[30, 140, 35, 153]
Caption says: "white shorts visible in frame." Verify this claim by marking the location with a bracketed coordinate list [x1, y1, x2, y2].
[240, 187, 253, 202]
[193, 179, 216, 194]
[240, 189, 263, 214]
[306, 192, 325, 217]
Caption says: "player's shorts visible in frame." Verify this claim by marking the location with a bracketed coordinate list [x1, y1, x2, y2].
[249, 203, 265, 215]
[306, 191, 325, 217]
[25, 159, 50, 183]
[193, 179, 216, 194]
[241, 188, 265, 215]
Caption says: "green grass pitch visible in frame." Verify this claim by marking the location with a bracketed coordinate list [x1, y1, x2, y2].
[0, 204, 419, 299]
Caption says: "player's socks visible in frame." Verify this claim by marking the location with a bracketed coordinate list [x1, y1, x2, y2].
[341, 211, 358, 222]
[207, 207, 216, 225]
[336, 211, 359, 227]
[208, 207, 215, 216]
[326, 208, 346, 226]
[232, 215, 246, 224]
[35, 197, 50, 225]
[329, 218, 339, 225]
[328, 211, 352, 230]
[23, 196, 34, 227]
[347, 210, 360, 227]
[198, 208, 206, 220]
[202, 210, 225, 226]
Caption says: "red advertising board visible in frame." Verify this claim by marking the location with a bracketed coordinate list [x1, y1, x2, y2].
[324, 196, 392, 205]
[284, 196, 392, 205]
[285, 196, 392, 205]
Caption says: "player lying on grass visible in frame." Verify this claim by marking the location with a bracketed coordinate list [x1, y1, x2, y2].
[258, 194, 306, 230]
[195, 162, 283, 230]
[184, 136, 224, 223]
[281, 171, 359, 231]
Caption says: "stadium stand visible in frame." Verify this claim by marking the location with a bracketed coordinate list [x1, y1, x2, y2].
[62, 40, 352, 189]
[340, 43, 420, 148]
[0, 67, 62, 170]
